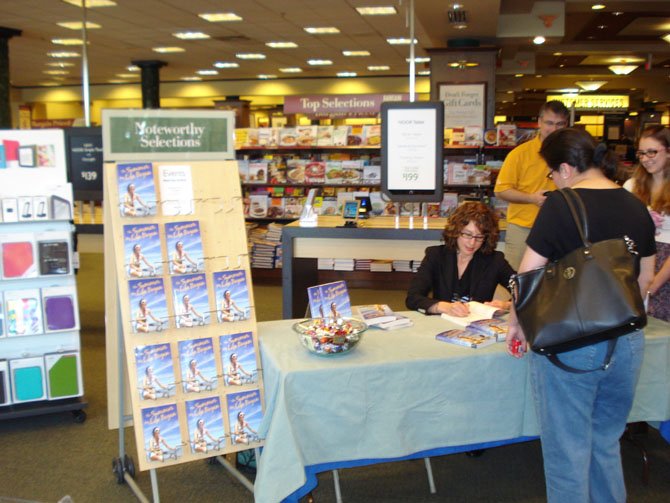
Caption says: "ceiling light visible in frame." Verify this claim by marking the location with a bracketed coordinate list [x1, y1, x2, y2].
[236, 53, 266, 59]
[629, 111, 638, 116]
[368, 65, 390, 71]
[515, 73, 524, 77]
[406, 57, 430, 63]
[387, 37, 418, 45]
[107, 79, 127, 84]
[126, 65, 140, 72]
[198, 12, 242, 22]
[152, 47, 185, 53]
[343, 50, 371, 56]
[116, 73, 138, 78]
[417, 70, 430, 76]
[337, 72, 357, 77]
[196, 70, 218, 75]
[612, 11, 624, 16]
[266, 41, 298, 48]
[46, 61, 74, 67]
[279, 67, 302, 73]
[533, 36, 545, 45]
[307, 59, 333, 66]
[173, 32, 210, 40]
[609, 65, 638, 75]
[57, 21, 101, 29]
[575, 80, 608, 91]
[356, 6, 397, 15]
[258, 74, 277, 79]
[47, 51, 80, 58]
[553, 52, 563, 56]
[62, 0, 116, 6]
[214, 62, 239, 68]
[592, 4, 606, 10]
[304, 27, 340, 34]
[181, 76, 202, 81]
[448, 60, 479, 69]
[663, 34, 670, 43]
[43, 70, 69, 75]
[52, 38, 84, 45]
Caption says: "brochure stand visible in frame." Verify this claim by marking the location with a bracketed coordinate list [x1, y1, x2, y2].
[102, 110, 262, 502]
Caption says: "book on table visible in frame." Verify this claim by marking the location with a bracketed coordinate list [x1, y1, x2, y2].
[440, 301, 508, 342]
[354, 304, 414, 330]
[435, 328, 497, 349]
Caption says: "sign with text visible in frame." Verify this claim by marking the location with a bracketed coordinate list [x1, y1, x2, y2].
[381, 101, 444, 203]
[65, 127, 103, 200]
[102, 110, 235, 161]
[547, 94, 629, 111]
[284, 93, 409, 117]
[438, 83, 486, 129]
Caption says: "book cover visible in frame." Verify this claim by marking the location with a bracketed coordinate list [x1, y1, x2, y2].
[435, 329, 496, 349]
[305, 161, 326, 184]
[45, 351, 83, 400]
[237, 159, 249, 183]
[128, 278, 170, 333]
[141, 403, 183, 463]
[257, 128, 279, 147]
[185, 396, 227, 454]
[377, 314, 414, 330]
[365, 124, 381, 146]
[268, 157, 287, 184]
[332, 126, 349, 146]
[464, 126, 484, 146]
[5, 289, 43, 336]
[296, 125, 317, 147]
[36, 231, 71, 276]
[177, 337, 218, 393]
[307, 286, 325, 318]
[355, 304, 397, 325]
[317, 280, 352, 319]
[496, 124, 517, 147]
[158, 164, 194, 216]
[340, 160, 362, 184]
[362, 165, 381, 184]
[325, 161, 343, 184]
[219, 332, 258, 387]
[279, 127, 298, 147]
[467, 318, 509, 342]
[267, 197, 285, 218]
[123, 223, 163, 278]
[117, 162, 157, 217]
[316, 125, 335, 146]
[212, 269, 251, 323]
[135, 343, 177, 400]
[165, 221, 204, 275]
[227, 389, 263, 446]
[347, 125, 364, 146]
[41, 285, 79, 332]
[248, 161, 269, 183]
[171, 273, 211, 327]
[248, 194, 268, 218]
[1, 234, 37, 279]
[286, 159, 306, 184]
[440, 301, 505, 327]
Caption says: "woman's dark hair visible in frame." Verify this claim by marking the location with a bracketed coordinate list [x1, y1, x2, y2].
[442, 202, 499, 254]
[630, 125, 670, 214]
[539, 127, 618, 179]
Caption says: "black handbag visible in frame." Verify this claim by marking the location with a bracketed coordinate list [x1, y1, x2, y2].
[510, 188, 647, 373]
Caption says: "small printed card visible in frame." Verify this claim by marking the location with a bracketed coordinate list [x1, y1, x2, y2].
[158, 164, 194, 216]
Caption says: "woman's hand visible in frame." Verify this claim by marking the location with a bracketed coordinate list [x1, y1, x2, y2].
[505, 322, 527, 358]
[484, 299, 511, 311]
[432, 301, 470, 317]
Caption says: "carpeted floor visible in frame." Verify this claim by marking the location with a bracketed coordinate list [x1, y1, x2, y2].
[1, 252, 669, 502]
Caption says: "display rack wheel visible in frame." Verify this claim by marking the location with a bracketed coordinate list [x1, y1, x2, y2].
[72, 409, 87, 423]
[124, 454, 136, 478]
[112, 457, 125, 484]
[206, 455, 219, 465]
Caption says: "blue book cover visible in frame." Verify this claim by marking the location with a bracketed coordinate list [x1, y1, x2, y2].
[123, 223, 163, 278]
[141, 403, 183, 463]
[128, 278, 169, 333]
[319, 281, 352, 319]
[307, 285, 325, 318]
[212, 270, 250, 323]
[171, 273, 211, 328]
[226, 389, 263, 446]
[117, 162, 157, 217]
[185, 396, 226, 454]
[134, 343, 176, 401]
[177, 337, 218, 393]
[219, 332, 258, 387]
[164, 221, 204, 275]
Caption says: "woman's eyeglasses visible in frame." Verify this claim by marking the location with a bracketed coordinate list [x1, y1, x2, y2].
[459, 232, 486, 242]
[636, 149, 659, 159]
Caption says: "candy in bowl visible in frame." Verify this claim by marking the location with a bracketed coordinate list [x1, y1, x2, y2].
[292, 317, 367, 356]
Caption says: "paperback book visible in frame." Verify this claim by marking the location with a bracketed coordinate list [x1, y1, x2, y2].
[141, 403, 183, 463]
[185, 396, 227, 454]
[375, 313, 414, 330]
[435, 329, 496, 349]
[123, 223, 163, 278]
[128, 278, 170, 333]
[355, 304, 398, 325]
[227, 389, 263, 446]
[307, 280, 352, 319]
[171, 273, 211, 327]
[164, 221, 204, 275]
[117, 162, 157, 217]
[177, 337, 218, 393]
[135, 342, 177, 400]
[219, 332, 258, 387]
[212, 269, 251, 323]
[440, 301, 506, 327]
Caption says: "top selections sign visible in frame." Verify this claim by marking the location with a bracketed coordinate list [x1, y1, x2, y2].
[284, 93, 409, 117]
[102, 109, 235, 161]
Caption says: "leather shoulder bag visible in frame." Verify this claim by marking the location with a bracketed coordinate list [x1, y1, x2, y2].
[510, 188, 647, 373]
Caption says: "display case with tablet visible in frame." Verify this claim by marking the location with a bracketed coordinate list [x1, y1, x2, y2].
[339, 200, 360, 228]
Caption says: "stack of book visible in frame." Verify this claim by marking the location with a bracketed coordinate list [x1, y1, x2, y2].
[355, 304, 414, 330]
[317, 258, 335, 270]
[333, 258, 355, 271]
[392, 260, 412, 272]
[370, 260, 393, 272]
[436, 301, 509, 349]
[354, 259, 372, 271]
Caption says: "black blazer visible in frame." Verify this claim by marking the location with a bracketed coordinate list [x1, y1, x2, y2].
[405, 245, 515, 313]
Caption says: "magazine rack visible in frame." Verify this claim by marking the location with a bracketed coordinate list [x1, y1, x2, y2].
[103, 159, 263, 502]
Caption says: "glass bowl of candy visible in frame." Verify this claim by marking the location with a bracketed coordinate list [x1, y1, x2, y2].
[292, 317, 367, 356]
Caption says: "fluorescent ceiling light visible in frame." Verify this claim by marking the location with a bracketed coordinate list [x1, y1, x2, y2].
[279, 67, 302, 73]
[214, 62, 239, 68]
[368, 65, 390, 71]
[387, 38, 417, 45]
[417, 70, 431, 76]
[52, 38, 84, 45]
[43, 70, 69, 75]
[343, 50, 371, 56]
[663, 34, 670, 43]
[107, 79, 127, 84]
[356, 6, 397, 15]
[46, 61, 75, 67]
[47, 51, 80, 58]
[62, 0, 116, 7]
[57, 21, 101, 29]
[266, 41, 298, 48]
[337, 72, 357, 77]
[406, 57, 430, 63]
[592, 4, 606, 10]
[533, 35, 545, 45]
[40, 82, 60, 87]
[181, 76, 202, 81]
[448, 61, 479, 68]
[304, 27, 340, 34]
[236, 53, 266, 60]
[116, 73, 138, 78]
[198, 12, 242, 22]
[196, 70, 218, 75]
[258, 74, 277, 79]
[153, 47, 185, 53]
[126, 65, 140, 72]
[575, 80, 607, 91]
[515, 73, 524, 77]
[609, 65, 637, 75]
[307, 59, 333, 66]
[173, 32, 210, 40]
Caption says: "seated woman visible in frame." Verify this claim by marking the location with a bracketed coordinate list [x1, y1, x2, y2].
[406, 202, 515, 316]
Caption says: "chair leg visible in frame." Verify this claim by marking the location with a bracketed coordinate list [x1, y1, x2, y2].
[621, 422, 650, 485]
[424, 457, 436, 493]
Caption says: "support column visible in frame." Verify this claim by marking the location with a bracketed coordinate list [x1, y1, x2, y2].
[131, 59, 166, 109]
[0, 27, 22, 129]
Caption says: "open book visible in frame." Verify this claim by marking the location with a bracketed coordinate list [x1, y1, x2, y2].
[440, 301, 508, 342]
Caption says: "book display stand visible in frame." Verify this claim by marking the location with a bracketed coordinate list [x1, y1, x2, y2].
[0, 129, 87, 422]
[102, 110, 262, 502]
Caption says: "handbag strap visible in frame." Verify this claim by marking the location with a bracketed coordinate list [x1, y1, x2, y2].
[556, 188, 591, 247]
[547, 338, 618, 373]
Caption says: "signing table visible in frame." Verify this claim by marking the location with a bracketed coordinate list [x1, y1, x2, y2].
[254, 313, 670, 503]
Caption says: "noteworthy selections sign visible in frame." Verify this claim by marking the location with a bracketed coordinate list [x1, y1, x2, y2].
[102, 110, 235, 161]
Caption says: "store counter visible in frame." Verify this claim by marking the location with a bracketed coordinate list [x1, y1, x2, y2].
[254, 313, 670, 503]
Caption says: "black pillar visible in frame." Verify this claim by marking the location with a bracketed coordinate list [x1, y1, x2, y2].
[0, 27, 22, 129]
[131, 59, 166, 109]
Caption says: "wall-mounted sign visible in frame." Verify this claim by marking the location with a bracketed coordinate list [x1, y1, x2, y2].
[65, 127, 103, 200]
[284, 93, 409, 117]
[381, 101, 444, 203]
[438, 82, 486, 129]
[102, 109, 235, 161]
[547, 94, 629, 111]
